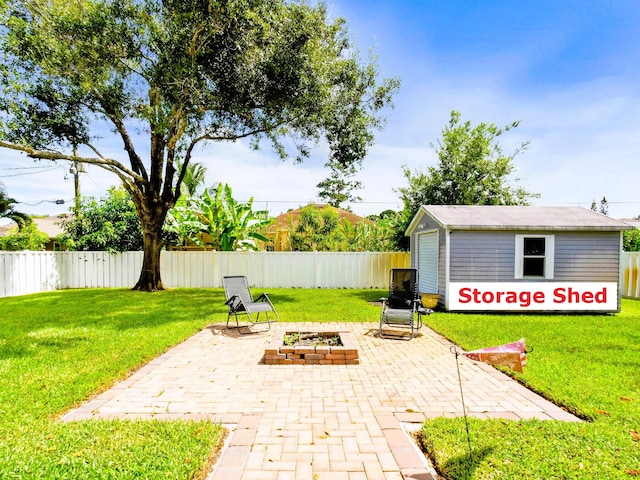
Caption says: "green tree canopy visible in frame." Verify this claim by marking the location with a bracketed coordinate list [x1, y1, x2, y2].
[591, 196, 609, 216]
[60, 186, 143, 252]
[290, 205, 342, 251]
[316, 158, 363, 208]
[0, 0, 399, 291]
[623, 229, 640, 252]
[397, 110, 539, 220]
[284, 204, 399, 252]
[0, 223, 48, 250]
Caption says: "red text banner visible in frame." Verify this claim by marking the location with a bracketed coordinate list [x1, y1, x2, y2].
[449, 282, 618, 311]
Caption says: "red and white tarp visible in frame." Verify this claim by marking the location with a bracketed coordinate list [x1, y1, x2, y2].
[463, 338, 528, 373]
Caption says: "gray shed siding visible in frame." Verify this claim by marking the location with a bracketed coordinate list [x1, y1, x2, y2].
[554, 232, 620, 282]
[438, 232, 446, 296]
[447, 230, 621, 283]
[449, 232, 515, 282]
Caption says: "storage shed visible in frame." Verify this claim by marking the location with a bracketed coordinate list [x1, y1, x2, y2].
[406, 205, 633, 312]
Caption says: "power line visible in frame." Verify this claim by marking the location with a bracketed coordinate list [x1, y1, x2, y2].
[14, 198, 71, 206]
[0, 166, 56, 170]
[0, 166, 69, 178]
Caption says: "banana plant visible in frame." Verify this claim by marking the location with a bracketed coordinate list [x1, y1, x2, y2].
[199, 184, 272, 251]
[164, 195, 207, 248]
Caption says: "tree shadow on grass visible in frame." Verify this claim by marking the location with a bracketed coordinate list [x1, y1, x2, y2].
[347, 289, 387, 303]
[437, 446, 495, 480]
[0, 289, 233, 359]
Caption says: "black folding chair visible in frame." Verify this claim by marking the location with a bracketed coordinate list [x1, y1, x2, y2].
[223, 276, 278, 333]
[379, 268, 431, 339]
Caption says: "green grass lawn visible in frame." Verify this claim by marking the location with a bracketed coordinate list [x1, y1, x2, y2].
[1, 287, 638, 479]
[419, 299, 640, 479]
[0, 288, 229, 479]
[0, 287, 383, 479]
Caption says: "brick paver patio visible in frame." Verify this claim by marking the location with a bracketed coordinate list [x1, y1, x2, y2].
[62, 322, 579, 479]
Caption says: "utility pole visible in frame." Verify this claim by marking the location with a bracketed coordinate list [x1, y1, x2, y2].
[71, 145, 85, 214]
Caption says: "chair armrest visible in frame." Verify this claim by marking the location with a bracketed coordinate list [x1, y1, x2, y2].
[225, 295, 243, 311]
[224, 295, 239, 306]
[256, 293, 269, 301]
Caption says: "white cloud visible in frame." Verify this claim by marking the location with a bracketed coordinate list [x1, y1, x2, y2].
[2, 2, 639, 222]
[363, 71, 640, 219]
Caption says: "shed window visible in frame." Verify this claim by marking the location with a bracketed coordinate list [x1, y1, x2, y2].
[515, 235, 554, 279]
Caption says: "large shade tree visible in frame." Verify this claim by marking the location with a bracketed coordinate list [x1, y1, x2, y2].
[398, 110, 539, 219]
[0, 0, 398, 291]
[392, 110, 539, 250]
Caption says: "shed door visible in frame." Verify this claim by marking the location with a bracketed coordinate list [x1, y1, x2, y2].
[418, 232, 438, 293]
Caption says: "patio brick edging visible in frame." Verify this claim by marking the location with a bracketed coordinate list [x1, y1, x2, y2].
[377, 412, 439, 480]
[263, 330, 360, 365]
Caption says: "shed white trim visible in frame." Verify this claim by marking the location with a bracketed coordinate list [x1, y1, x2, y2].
[514, 234, 555, 280]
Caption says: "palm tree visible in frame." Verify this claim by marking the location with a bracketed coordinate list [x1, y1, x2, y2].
[0, 183, 31, 230]
[176, 160, 207, 197]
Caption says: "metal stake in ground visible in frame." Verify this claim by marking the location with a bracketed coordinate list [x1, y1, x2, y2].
[450, 345, 473, 468]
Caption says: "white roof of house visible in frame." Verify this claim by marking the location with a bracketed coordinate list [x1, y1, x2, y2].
[0, 214, 69, 238]
[406, 205, 634, 235]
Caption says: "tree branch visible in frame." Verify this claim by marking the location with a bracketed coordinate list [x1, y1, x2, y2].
[0, 140, 146, 184]
[195, 118, 295, 143]
[111, 117, 149, 182]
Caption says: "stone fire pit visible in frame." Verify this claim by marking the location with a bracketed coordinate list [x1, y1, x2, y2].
[264, 330, 359, 365]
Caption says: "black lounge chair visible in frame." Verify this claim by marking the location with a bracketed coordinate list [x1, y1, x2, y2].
[379, 268, 431, 339]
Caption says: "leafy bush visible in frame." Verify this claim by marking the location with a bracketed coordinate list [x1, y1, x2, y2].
[60, 187, 143, 252]
[0, 223, 48, 250]
[285, 205, 404, 252]
[623, 229, 640, 251]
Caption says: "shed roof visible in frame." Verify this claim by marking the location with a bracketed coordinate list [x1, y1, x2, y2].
[406, 205, 634, 235]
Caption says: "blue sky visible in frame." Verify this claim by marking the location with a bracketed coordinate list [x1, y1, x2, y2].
[2, 0, 640, 219]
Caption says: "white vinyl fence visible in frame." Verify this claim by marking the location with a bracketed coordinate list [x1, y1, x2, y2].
[0, 251, 410, 298]
[620, 251, 640, 299]
[3, 250, 639, 299]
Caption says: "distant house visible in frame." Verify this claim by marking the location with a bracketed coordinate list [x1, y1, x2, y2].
[406, 205, 633, 312]
[0, 214, 69, 251]
[619, 218, 640, 229]
[266, 204, 369, 251]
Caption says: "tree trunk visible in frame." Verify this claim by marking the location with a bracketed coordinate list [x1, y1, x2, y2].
[132, 208, 167, 292]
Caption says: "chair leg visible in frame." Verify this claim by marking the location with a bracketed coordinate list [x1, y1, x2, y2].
[250, 312, 272, 332]
[226, 312, 252, 334]
[378, 312, 417, 341]
[227, 312, 272, 334]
